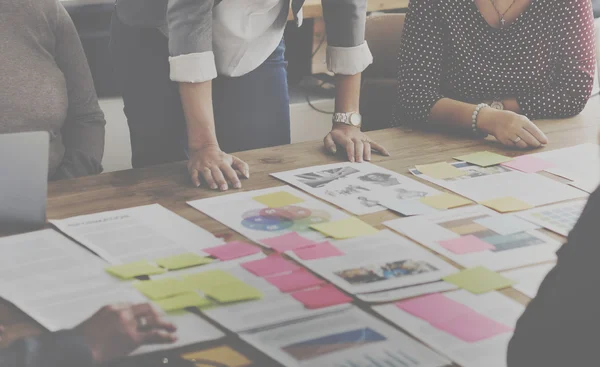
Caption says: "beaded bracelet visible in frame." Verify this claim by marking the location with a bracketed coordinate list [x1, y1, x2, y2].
[472, 103, 489, 138]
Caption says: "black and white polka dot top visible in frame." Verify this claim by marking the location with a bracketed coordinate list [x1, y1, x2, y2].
[393, 0, 596, 125]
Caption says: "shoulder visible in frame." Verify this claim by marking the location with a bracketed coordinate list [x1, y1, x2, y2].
[0, 0, 65, 28]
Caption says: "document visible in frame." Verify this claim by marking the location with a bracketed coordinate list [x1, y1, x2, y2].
[287, 230, 459, 295]
[0, 230, 224, 354]
[410, 161, 587, 208]
[188, 186, 348, 245]
[385, 206, 560, 271]
[51, 204, 223, 264]
[272, 162, 441, 215]
[532, 143, 600, 186]
[373, 290, 525, 367]
[516, 199, 586, 237]
[503, 263, 555, 298]
[357, 282, 459, 303]
[240, 306, 451, 367]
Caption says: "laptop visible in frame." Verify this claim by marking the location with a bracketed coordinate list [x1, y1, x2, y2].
[0, 131, 49, 230]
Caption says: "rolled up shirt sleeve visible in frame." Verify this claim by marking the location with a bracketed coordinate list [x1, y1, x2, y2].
[167, 0, 217, 83]
[322, 0, 373, 75]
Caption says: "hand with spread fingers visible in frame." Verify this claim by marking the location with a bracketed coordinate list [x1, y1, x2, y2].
[324, 124, 390, 163]
[73, 303, 177, 363]
[188, 145, 250, 191]
[478, 108, 549, 149]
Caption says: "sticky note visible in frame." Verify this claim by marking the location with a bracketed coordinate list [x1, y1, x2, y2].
[241, 255, 302, 277]
[474, 216, 540, 236]
[439, 235, 495, 254]
[310, 217, 378, 239]
[204, 241, 261, 261]
[133, 278, 194, 300]
[383, 199, 439, 216]
[182, 346, 252, 367]
[292, 284, 353, 309]
[204, 281, 263, 303]
[253, 191, 304, 208]
[292, 241, 344, 260]
[432, 311, 513, 342]
[454, 151, 512, 167]
[105, 261, 166, 280]
[415, 162, 467, 179]
[480, 197, 533, 213]
[154, 253, 214, 270]
[261, 232, 316, 253]
[155, 292, 212, 312]
[266, 270, 326, 292]
[501, 155, 554, 173]
[183, 270, 242, 292]
[419, 193, 473, 210]
[443, 266, 516, 294]
[396, 293, 470, 325]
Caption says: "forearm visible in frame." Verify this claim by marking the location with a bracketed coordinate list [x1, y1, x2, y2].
[429, 98, 479, 129]
[179, 81, 219, 150]
[335, 74, 361, 114]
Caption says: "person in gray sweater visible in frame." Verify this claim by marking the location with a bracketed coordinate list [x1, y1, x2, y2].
[0, 0, 106, 180]
[0, 303, 177, 367]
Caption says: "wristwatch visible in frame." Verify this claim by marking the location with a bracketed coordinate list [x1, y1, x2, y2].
[490, 99, 505, 111]
[333, 112, 362, 128]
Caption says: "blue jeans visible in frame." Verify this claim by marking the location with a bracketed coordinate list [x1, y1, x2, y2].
[110, 13, 291, 168]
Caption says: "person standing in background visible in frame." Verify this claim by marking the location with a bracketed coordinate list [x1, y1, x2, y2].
[111, 0, 389, 191]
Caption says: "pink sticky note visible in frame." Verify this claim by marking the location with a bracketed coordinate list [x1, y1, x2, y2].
[439, 235, 495, 254]
[241, 255, 301, 277]
[266, 270, 326, 293]
[432, 311, 513, 342]
[292, 284, 353, 309]
[396, 293, 470, 325]
[260, 232, 316, 253]
[501, 155, 554, 173]
[204, 241, 261, 261]
[293, 241, 344, 260]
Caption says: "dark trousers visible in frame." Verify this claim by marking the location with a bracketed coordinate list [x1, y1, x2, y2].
[110, 13, 291, 168]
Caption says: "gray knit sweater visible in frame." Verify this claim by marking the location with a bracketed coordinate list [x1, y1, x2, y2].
[0, 0, 105, 179]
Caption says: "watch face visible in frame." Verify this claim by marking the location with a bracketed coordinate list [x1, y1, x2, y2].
[349, 113, 362, 126]
[490, 101, 504, 111]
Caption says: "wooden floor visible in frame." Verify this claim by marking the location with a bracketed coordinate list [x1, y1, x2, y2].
[1, 96, 599, 365]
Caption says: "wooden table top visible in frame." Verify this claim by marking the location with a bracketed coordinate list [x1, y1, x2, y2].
[1, 97, 599, 365]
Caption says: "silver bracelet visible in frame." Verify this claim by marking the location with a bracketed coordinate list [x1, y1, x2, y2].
[472, 103, 489, 138]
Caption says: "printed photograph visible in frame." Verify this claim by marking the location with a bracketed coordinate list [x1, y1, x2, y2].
[394, 188, 430, 200]
[295, 167, 360, 188]
[357, 173, 401, 187]
[335, 260, 438, 285]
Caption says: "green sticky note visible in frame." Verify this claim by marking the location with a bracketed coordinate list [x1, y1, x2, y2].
[310, 217, 378, 239]
[454, 151, 512, 167]
[205, 281, 263, 303]
[155, 292, 212, 312]
[105, 261, 166, 280]
[415, 162, 467, 179]
[443, 266, 516, 294]
[253, 191, 304, 208]
[133, 278, 194, 300]
[154, 253, 214, 270]
[183, 270, 242, 292]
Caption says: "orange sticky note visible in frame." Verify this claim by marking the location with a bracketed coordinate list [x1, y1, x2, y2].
[480, 197, 533, 213]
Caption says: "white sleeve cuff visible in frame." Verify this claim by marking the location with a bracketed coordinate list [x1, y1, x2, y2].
[169, 52, 218, 83]
[326, 41, 374, 75]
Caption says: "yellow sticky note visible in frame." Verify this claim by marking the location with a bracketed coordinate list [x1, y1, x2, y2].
[443, 266, 516, 294]
[182, 346, 252, 367]
[205, 281, 263, 303]
[310, 217, 378, 239]
[154, 253, 214, 270]
[253, 191, 305, 208]
[454, 151, 512, 167]
[415, 162, 467, 179]
[183, 270, 242, 292]
[480, 197, 533, 213]
[133, 278, 193, 300]
[419, 193, 473, 210]
[155, 292, 212, 312]
[105, 261, 166, 280]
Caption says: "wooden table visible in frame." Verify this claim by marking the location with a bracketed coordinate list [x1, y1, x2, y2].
[1, 97, 599, 365]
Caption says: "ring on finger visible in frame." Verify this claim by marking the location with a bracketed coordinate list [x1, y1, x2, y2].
[137, 316, 149, 330]
[511, 137, 522, 144]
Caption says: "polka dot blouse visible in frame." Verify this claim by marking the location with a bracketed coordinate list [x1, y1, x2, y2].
[394, 0, 596, 125]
